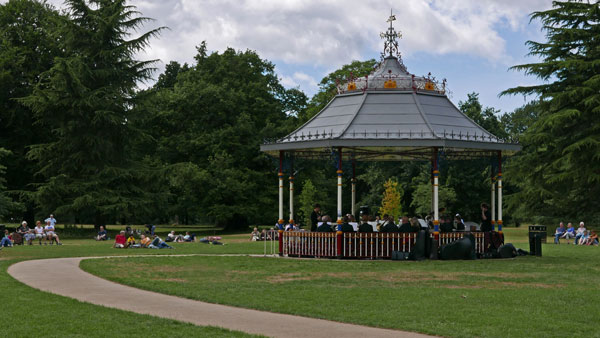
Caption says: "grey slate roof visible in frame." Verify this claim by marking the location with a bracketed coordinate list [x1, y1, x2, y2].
[261, 56, 521, 161]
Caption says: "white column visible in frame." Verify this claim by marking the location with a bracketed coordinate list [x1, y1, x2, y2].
[433, 171, 439, 222]
[351, 178, 356, 216]
[337, 148, 343, 223]
[278, 173, 284, 222]
[491, 177, 496, 227]
[289, 176, 294, 222]
[497, 151, 503, 231]
[433, 148, 439, 233]
[278, 151, 284, 224]
[497, 173, 503, 226]
[337, 172, 343, 221]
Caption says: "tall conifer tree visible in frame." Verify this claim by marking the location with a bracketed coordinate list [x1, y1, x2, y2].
[23, 0, 165, 224]
[503, 0, 600, 220]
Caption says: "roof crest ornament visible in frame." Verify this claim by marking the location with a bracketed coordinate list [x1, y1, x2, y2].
[380, 9, 402, 59]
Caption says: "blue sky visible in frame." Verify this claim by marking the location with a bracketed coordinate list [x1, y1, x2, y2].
[12, 0, 555, 114]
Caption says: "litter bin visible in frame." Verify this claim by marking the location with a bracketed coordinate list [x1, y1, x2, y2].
[528, 229, 543, 257]
[528, 225, 547, 243]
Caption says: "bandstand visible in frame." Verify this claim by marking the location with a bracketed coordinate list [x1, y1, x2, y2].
[260, 13, 521, 259]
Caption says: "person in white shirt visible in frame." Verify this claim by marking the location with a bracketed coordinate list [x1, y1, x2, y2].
[44, 220, 62, 245]
[575, 222, 586, 245]
[34, 221, 45, 245]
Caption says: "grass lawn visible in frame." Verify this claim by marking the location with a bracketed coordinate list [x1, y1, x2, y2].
[0, 236, 266, 338]
[79, 228, 600, 338]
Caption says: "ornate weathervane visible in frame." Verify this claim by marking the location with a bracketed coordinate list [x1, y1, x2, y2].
[380, 9, 402, 58]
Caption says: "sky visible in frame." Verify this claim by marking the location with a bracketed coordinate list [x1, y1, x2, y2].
[11, 0, 556, 114]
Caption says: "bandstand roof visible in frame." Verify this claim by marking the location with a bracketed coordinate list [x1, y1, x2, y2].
[260, 15, 521, 161]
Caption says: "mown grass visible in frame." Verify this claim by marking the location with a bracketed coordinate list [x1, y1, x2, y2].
[80, 228, 600, 338]
[0, 236, 266, 338]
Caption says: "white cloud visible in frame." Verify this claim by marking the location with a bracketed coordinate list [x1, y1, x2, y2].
[34, 0, 553, 67]
[279, 70, 319, 92]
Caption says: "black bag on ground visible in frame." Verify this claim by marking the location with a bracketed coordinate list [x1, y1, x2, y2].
[497, 243, 518, 258]
[439, 235, 476, 260]
[409, 230, 427, 261]
[392, 251, 409, 260]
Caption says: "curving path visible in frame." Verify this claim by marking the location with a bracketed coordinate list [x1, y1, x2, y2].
[8, 256, 432, 338]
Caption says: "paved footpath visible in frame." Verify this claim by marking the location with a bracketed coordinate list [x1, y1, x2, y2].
[8, 256, 433, 338]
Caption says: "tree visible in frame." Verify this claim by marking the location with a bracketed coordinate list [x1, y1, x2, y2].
[22, 0, 166, 225]
[298, 179, 318, 227]
[301, 59, 377, 123]
[0, 148, 21, 219]
[410, 171, 457, 216]
[0, 0, 62, 222]
[138, 45, 297, 228]
[379, 179, 403, 220]
[502, 0, 600, 221]
[458, 93, 508, 139]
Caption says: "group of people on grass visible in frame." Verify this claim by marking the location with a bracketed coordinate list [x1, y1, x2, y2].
[554, 222, 598, 246]
[1, 215, 62, 247]
[250, 227, 280, 241]
[106, 226, 206, 249]
[112, 230, 174, 249]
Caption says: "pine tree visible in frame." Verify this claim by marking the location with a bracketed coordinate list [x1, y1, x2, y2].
[22, 0, 165, 224]
[502, 0, 600, 221]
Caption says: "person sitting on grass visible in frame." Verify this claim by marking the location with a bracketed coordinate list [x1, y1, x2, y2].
[34, 221, 45, 245]
[114, 230, 127, 248]
[1, 229, 13, 247]
[575, 222, 586, 245]
[562, 222, 576, 244]
[148, 235, 173, 249]
[251, 227, 261, 240]
[554, 222, 566, 244]
[139, 234, 152, 248]
[43, 220, 62, 245]
[183, 232, 196, 242]
[587, 231, 599, 246]
[166, 231, 184, 243]
[199, 236, 224, 245]
[96, 226, 108, 241]
[126, 234, 136, 247]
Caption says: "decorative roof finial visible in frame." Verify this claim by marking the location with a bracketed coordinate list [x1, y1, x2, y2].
[380, 9, 402, 58]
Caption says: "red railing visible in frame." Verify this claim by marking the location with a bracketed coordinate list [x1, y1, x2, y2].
[282, 231, 491, 259]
